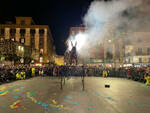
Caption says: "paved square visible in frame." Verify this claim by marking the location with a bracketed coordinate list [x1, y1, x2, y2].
[0, 77, 150, 113]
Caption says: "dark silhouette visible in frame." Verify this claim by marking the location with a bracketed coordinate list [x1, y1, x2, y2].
[70, 41, 78, 65]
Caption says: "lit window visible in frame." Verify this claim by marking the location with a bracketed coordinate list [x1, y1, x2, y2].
[139, 58, 142, 63]
[0, 38, 4, 42]
[21, 38, 25, 43]
[11, 38, 15, 41]
[137, 48, 142, 55]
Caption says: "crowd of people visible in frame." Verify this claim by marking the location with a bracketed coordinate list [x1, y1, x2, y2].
[0, 64, 150, 85]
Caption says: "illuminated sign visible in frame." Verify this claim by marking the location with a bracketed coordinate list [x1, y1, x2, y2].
[33, 63, 43, 66]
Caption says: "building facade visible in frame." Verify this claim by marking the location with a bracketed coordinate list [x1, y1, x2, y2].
[0, 38, 34, 65]
[103, 32, 150, 67]
[0, 17, 55, 64]
[68, 26, 150, 66]
[69, 26, 85, 36]
[124, 32, 150, 65]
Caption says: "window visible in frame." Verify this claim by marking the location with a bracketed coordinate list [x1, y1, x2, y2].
[10, 29, 16, 41]
[75, 31, 78, 36]
[30, 29, 35, 34]
[147, 48, 150, 55]
[20, 29, 25, 35]
[39, 37, 44, 49]
[11, 38, 15, 41]
[10, 29, 16, 34]
[21, 20, 25, 25]
[0, 29, 4, 35]
[71, 31, 75, 35]
[39, 29, 44, 35]
[20, 38, 25, 44]
[127, 52, 131, 56]
[137, 48, 142, 55]
[139, 58, 142, 63]
[128, 58, 130, 63]
[0, 37, 4, 42]
[31, 35, 35, 48]
[106, 52, 113, 59]
[138, 39, 142, 43]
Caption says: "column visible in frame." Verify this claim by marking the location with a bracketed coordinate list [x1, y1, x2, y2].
[16, 28, 20, 42]
[35, 28, 39, 50]
[25, 28, 30, 46]
[5, 28, 10, 40]
[44, 28, 47, 54]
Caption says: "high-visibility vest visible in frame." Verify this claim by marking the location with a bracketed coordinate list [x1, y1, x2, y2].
[145, 76, 150, 86]
[16, 73, 21, 79]
[32, 68, 35, 74]
[103, 70, 108, 77]
[21, 72, 26, 79]
[16, 72, 26, 80]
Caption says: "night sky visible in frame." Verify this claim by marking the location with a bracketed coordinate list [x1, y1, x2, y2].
[0, 0, 93, 55]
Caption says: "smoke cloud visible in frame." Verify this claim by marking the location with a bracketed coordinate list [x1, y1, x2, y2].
[67, 0, 150, 60]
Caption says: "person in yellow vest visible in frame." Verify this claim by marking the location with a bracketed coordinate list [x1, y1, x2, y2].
[21, 71, 26, 80]
[144, 76, 150, 86]
[103, 68, 108, 78]
[144, 69, 150, 86]
[32, 67, 35, 77]
[16, 71, 25, 80]
[16, 72, 21, 80]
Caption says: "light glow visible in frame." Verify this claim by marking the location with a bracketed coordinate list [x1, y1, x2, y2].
[68, 33, 87, 51]
[34, 63, 43, 67]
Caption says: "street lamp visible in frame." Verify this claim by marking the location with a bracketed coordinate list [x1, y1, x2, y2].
[21, 46, 24, 52]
